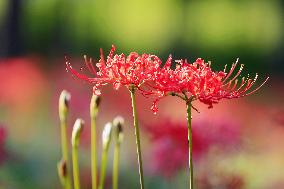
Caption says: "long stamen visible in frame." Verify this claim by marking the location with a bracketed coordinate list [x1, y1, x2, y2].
[235, 77, 250, 93]
[242, 76, 269, 96]
[239, 74, 259, 94]
[223, 64, 227, 72]
[66, 60, 92, 83]
[224, 64, 244, 85]
[89, 57, 98, 74]
[222, 59, 239, 82]
[84, 55, 96, 75]
[99, 48, 106, 66]
[230, 79, 239, 91]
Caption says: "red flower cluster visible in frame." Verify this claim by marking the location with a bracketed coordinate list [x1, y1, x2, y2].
[66, 45, 161, 95]
[66, 45, 268, 113]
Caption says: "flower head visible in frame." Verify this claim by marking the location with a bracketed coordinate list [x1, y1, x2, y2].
[66, 45, 161, 95]
[149, 58, 269, 113]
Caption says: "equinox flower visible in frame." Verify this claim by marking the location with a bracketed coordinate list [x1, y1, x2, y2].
[66, 45, 161, 95]
[149, 57, 269, 113]
[197, 171, 245, 189]
[144, 57, 268, 189]
[144, 119, 240, 177]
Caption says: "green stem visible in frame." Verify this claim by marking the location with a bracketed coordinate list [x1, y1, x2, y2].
[72, 143, 81, 189]
[130, 87, 145, 189]
[98, 150, 108, 189]
[60, 121, 72, 189]
[186, 101, 194, 189]
[91, 115, 98, 189]
[113, 143, 120, 189]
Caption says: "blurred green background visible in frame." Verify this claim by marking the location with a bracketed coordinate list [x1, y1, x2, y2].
[0, 0, 283, 189]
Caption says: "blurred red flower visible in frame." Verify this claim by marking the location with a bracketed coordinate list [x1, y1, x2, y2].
[144, 118, 240, 177]
[273, 109, 284, 126]
[0, 57, 48, 112]
[197, 172, 245, 189]
[0, 126, 7, 165]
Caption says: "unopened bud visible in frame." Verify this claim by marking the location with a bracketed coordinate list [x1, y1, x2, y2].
[57, 159, 67, 185]
[102, 122, 113, 150]
[113, 116, 124, 144]
[90, 94, 101, 118]
[58, 159, 67, 177]
[59, 90, 71, 122]
[71, 119, 84, 147]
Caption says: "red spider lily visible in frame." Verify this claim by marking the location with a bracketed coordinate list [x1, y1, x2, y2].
[66, 45, 161, 95]
[144, 119, 240, 177]
[149, 58, 269, 113]
[0, 57, 48, 112]
[65, 46, 268, 114]
[197, 172, 245, 189]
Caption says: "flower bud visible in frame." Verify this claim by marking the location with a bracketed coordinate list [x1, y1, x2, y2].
[57, 159, 67, 185]
[71, 119, 84, 147]
[102, 122, 113, 150]
[90, 94, 101, 118]
[113, 116, 124, 145]
[59, 90, 71, 122]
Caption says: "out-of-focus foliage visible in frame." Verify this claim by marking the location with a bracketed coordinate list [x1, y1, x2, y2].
[184, 0, 283, 53]
[90, 0, 183, 52]
[0, 0, 8, 23]
[22, 0, 183, 53]
[18, 0, 283, 60]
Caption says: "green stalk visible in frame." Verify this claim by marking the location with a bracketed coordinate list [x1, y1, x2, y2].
[72, 119, 84, 189]
[99, 122, 113, 189]
[72, 144, 80, 189]
[186, 100, 193, 189]
[98, 150, 108, 189]
[112, 116, 124, 189]
[91, 95, 101, 189]
[60, 121, 68, 161]
[59, 90, 72, 189]
[57, 159, 67, 187]
[91, 118, 98, 189]
[113, 143, 120, 189]
[129, 87, 145, 189]
[60, 121, 72, 189]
